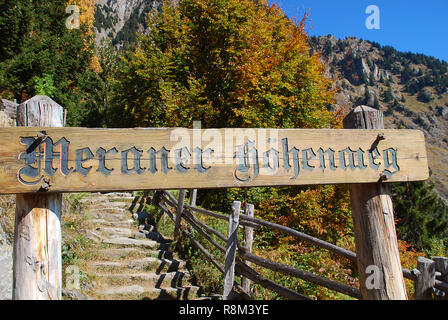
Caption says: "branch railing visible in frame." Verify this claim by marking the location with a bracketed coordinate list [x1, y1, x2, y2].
[151, 189, 448, 300]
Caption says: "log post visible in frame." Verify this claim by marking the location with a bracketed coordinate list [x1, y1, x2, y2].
[343, 105, 407, 300]
[414, 257, 435, 300]
[187, 189, 197, 235]
[241, 203, 254, 295]
[433, 256, 448, 282]
[189, 189, 197, 207]
[223, 200, 241, 300]
[174, 189, 186, 240]
[13, 95, 65, 300]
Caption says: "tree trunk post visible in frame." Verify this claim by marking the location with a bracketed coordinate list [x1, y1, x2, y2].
[343, 105, 408, 300]
[241, 203, 254, 295]
[13, 95, 65, 300]
[189, 189, 197, 207]
[414, 257, 435, 300]
[223, 200, 241, 300]
[174, 189, 186, 240]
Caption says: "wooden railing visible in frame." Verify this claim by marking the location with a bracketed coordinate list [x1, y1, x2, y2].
[150, 189, 448, 300]
[149, 190, 448, 300]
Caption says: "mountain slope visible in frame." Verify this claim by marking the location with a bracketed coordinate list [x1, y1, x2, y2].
[94, 0, 161, 47]
[309, 35, 448, 202]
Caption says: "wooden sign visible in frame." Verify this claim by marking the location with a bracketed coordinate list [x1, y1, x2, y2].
[0, 127, 428, 194]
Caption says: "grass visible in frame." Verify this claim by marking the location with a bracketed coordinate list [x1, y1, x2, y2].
[61, 193, 99, 297]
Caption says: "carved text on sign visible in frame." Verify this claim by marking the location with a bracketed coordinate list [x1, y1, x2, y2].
[17, 135, 400, 186]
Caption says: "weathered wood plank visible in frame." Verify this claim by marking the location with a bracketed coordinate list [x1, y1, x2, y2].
[174, 189, 186, 240]
[0, 127, 428, 194]
[13, 95, 64, 300]
[344, 105, 408, 300]
[189, 189, 197, 206]
[241, 203, 254, 294]
[414, 257, 435, 300]
[223, 201, 241, 300]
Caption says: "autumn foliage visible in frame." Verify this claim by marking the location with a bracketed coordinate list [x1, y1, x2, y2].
[111, 0, 335, 129]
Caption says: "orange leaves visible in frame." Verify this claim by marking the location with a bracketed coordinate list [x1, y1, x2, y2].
[118, 0, 337, 129]
[256, 185, 352, 246]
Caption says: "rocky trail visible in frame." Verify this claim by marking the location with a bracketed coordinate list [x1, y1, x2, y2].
[77, 192, 205, 300]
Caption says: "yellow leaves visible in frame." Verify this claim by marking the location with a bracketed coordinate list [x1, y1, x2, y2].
[68, 0, 96, 27]
[119, 0, 337, 129]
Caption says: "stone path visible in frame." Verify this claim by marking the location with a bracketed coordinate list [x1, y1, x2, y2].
[80, 192, 202, 300]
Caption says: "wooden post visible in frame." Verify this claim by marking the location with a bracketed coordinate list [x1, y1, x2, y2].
[433, 257, 448, 281]
[174, 189, 186, 240]
[189, 189, 197, 207]
[223, 200, 241, 300]
[432, 256, 448, 300]
[241, 203, 254, 295]
[414, 257, 435, 300]
[343, 105, 407, 300]
[13, 95, 65, 300]
[187, 189, 197, 235]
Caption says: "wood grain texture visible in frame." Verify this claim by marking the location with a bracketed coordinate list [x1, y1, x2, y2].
[344, 105, 408, 300]
[174, 189, 186, 240]
[13, 194, 62, 299]
[223, 201, 241, 300]
[13, 95, 63, 300]
[0, 126, 428, 194]
[414, 257, 435, 300]
[242, 203, 254, 294]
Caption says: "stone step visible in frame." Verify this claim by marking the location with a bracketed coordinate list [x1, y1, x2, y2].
[89, 219, 135, 227]
[91, 257, 186, 273]
[93, 201, 129, 208]
[101, 237, 168, 250]
[96, 247, 176, 261]
[88, 212, 128, 221]
[95, 285, 201, 300]
[88, 207, 128, 213]
[77, 191, 203, 300]
[101, 192, 135, 198]
[96, 247, 143, 260]
[96, 284, 145, 297]
[95, 271, 192, 289]
[96, 227, 134, 238]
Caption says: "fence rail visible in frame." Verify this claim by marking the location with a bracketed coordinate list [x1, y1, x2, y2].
[151, 189, 448, 300]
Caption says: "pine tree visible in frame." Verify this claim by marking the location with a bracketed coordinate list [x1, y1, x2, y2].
[0, 0, 100, 126]
[392, 181, 448, 251]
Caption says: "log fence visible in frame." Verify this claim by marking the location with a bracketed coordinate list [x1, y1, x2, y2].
[151, 189, 448, 300]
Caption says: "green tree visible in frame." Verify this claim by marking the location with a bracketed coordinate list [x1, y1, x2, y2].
[111, 0, 335, 129]
[0, 0, 101, 126]
[392, 180, 448, 252]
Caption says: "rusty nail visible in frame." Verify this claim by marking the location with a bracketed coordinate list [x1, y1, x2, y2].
[36, 130, 48, 142]
[379, 172, 388, 181]
[40, 178, 51, 192]
[376, 133, 385, 141]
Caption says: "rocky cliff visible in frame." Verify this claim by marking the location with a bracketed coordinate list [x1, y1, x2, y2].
[309, 35, 448, 202]
[94, 0, 161, 47]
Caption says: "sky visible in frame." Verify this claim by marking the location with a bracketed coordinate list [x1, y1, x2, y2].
[275, 0, 448, 63]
